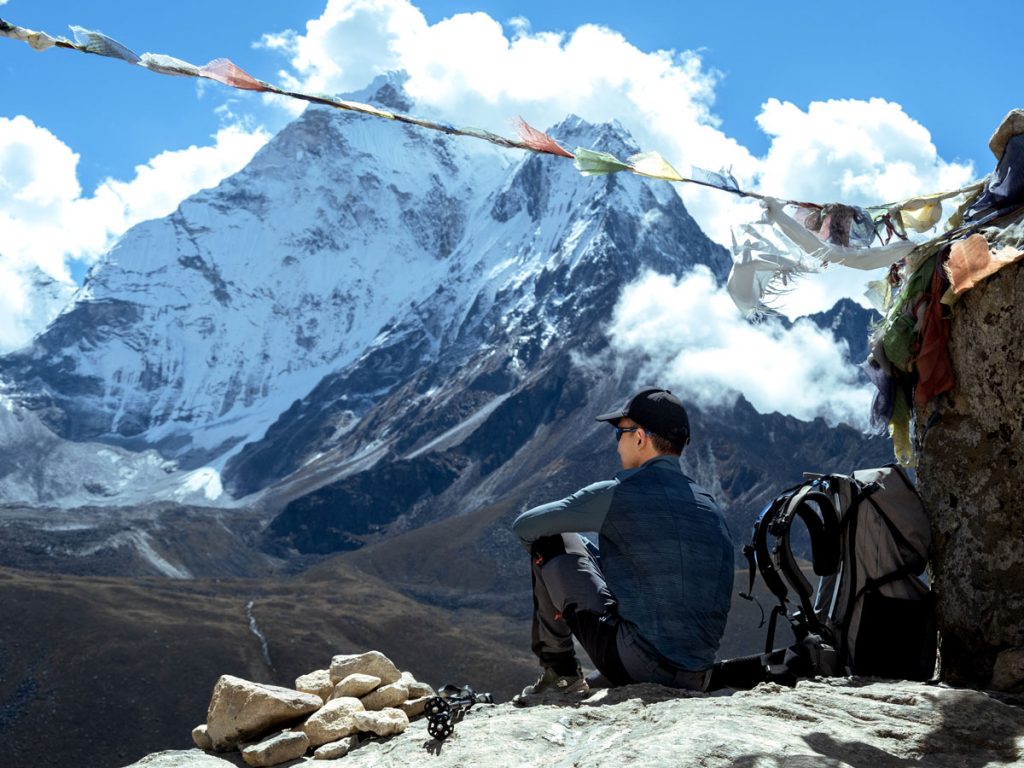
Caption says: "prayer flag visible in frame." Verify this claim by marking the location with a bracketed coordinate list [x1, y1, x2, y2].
[70, 26, 140, 64]
[0, 19, 59, 51]
[573, 147, 631, 175]
[199, 58, 268, 91]
[688, 165, 739, 192]
[515, 118, 574, 159]
[628, 152, 684, 182]
[141, 53, 201, 78]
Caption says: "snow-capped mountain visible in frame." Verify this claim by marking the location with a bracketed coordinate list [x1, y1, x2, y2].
[0, 73, 889, 543]
[1, 75, 508, 468]
[0, 74, 723, 496]
[222, 108, 728, 501]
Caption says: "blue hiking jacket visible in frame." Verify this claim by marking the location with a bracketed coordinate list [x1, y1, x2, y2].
[512, 455, 734, 670]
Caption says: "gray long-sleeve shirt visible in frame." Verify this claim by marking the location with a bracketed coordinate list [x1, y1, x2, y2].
[512, 455, 734, 670]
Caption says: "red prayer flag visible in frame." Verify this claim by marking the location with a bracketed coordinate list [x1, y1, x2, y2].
[199, 58, 268, 92]
[914, 252, 956, 405]
[514, 117, 574, 159]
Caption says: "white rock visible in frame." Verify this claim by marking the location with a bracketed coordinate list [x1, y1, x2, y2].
[399, 671, 435, 699]
[191, 724, 212, 751]
[399, 696, 430, 719]
[330, 650, 402, 685]
[298, 696, 365, 747]
[332, 673, 382, 699]
[361, 682, 409, 711]
[205, 675, 322, 751]
[353, 708, 410, 737]
[240, 730, 309, 767]
[295, 669, 335, 701]
[313, 735, 358, 760]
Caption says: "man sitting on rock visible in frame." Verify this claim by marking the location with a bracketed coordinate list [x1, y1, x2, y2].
[512, 387, 734, 699]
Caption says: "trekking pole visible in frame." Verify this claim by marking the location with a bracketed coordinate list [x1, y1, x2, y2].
[424, 685, 494, 740]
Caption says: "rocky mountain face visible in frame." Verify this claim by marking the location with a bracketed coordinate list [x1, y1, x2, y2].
[218, 111, 728, 500]
[1, 74, 507, 470]
[0, 393, 228, 508]
[800, 297, 878, 371]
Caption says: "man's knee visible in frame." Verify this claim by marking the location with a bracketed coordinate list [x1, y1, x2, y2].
[530, 532, 592, 565]
[531, 536, 610, 617]
[530, 534, 570, 565]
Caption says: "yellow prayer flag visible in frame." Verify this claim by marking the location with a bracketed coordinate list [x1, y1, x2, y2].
[628, 152, 684, 182]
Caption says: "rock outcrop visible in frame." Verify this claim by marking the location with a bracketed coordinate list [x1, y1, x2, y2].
[917, 260, 1024, 689]
[128, 677, 1024, 767]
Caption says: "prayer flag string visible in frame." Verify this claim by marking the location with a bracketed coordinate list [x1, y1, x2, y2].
[0, 15, 994, 322]
[0, 16, 757, 197]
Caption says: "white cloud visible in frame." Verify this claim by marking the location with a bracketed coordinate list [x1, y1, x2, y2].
[748, 97, 975, 316]
[756, 98, 971, 204]
[267, 1, 754, 189]
[608, 268, 873, 429]
[265, 0, 975, 322]
[0, 116, 269, 351]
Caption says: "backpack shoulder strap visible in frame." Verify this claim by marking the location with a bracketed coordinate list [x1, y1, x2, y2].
[745, 495, 790, 603]
[772, 481, 841, 638]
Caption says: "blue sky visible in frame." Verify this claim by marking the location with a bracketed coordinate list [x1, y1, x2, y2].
[0, 0, 1018, 349]
[3, 2, 1013, 191]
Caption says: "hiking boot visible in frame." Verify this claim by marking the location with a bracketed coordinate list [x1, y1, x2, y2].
[517, 664, 589, 699]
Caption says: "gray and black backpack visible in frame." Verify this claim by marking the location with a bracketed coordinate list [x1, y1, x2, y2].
[712, 465, 936, 688]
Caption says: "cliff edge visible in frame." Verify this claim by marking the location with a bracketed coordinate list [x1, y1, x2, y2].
[127, 677, 1023, 768]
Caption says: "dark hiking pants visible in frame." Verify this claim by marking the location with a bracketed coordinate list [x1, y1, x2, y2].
[529, 532, 709, 691]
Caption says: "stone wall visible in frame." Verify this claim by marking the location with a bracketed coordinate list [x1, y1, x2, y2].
[916, 261, 1024, 689]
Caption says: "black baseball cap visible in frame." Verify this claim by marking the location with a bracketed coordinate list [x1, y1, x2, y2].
[596, 387, 690, 448]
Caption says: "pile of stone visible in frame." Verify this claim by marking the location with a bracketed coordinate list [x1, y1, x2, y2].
[191, 650, 437, 767]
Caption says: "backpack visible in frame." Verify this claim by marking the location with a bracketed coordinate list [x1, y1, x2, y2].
[717, 465, 936, 687]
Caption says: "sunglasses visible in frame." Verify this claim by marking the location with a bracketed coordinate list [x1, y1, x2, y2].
[614, 426, 641, 442]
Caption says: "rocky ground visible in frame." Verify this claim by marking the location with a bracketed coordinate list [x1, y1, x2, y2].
[128, 677, 1023, 768]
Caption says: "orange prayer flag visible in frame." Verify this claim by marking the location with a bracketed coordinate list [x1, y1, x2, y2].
[945, 234, 1024, 296]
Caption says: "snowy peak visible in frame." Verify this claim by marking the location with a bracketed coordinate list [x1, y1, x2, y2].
[221, 114, 732, 497]
[1, 85, 508, 465]
[352, 71, 414, 112]
[551, 114, 641, 155]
